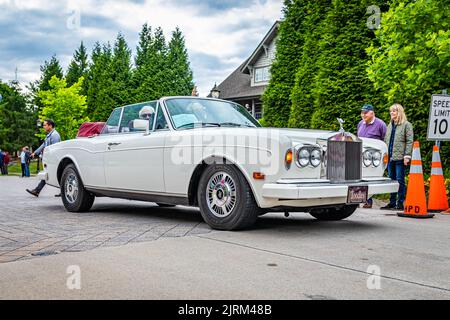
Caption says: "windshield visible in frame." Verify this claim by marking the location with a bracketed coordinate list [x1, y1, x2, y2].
[164, 98, 261, 130]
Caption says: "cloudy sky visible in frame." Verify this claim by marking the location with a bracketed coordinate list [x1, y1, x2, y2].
[0, 0, 283, 96]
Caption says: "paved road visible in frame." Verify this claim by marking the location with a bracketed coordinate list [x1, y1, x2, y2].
[0, 176, 212, 263]
[1, 176, 450, 299]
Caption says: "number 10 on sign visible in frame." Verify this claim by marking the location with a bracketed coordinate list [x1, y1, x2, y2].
[428, 94, 450, 141]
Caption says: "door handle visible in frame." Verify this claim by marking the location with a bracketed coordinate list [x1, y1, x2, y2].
[107, 142, 121, 150]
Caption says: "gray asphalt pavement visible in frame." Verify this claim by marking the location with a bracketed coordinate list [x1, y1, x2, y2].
[1, 176, 450, 299]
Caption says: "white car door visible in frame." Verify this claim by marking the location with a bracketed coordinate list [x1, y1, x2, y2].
[78, 107, 123, 188]
[103, 103, 166, 193]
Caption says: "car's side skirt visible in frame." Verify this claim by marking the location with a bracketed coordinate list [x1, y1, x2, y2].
[84, 186, 190, 206]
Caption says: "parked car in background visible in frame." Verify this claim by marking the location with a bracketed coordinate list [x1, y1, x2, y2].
[38, 97, 398, 230]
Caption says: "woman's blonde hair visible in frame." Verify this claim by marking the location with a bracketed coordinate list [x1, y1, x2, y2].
[390, 103, 407, 125]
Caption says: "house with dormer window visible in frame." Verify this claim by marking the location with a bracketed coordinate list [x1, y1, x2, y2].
[209, 21, 279, 119]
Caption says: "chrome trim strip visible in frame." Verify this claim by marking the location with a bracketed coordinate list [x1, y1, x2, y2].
[84, 185, 186, 198]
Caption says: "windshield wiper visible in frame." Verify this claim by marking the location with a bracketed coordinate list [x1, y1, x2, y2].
[177, 122, 222, 129]
[220, 122, 254, 127]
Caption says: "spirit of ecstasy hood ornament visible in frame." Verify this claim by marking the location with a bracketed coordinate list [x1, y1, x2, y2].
[337, 118, 345, 134]
[329, 117, 360, 142]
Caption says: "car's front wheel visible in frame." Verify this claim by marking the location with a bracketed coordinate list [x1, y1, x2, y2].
[61, 164, 95, 212]
[309, 204, 358, 221]
[197, 164, 259, 230]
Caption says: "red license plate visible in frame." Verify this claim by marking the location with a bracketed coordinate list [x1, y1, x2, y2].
[347, 186, 368, 204]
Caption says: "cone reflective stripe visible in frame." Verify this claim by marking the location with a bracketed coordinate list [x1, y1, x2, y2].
[431, 167, 444, 175]
[428, 145, 449, 212]
[398, 141, 434, 219]
[410, 163, 423, 174]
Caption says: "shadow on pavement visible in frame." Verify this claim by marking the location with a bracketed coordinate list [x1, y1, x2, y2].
[41, 201, 386, 234]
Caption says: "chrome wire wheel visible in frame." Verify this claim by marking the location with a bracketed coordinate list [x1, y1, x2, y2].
[206, 171, 237, 218]
[64, 173, 79, 204]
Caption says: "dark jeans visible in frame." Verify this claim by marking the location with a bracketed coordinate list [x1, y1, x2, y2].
[35, 180, 46, 193]
[388, 160, 406, 206]
[21, 163, 30, 177]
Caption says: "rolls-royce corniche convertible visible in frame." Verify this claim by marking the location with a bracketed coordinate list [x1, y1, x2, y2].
[38, 97, 398, 230]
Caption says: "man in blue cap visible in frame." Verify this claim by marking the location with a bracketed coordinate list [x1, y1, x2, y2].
[357, 104, 387, 208]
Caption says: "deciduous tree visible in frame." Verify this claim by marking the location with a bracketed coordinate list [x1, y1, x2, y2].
[38, 76, 89, 140]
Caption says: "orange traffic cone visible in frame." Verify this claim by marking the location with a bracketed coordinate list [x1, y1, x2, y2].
[428, 145, 449, 212]
[398, 141, 434, 219]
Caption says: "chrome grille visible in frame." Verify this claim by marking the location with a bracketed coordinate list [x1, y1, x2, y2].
[326, 139, 362, 183]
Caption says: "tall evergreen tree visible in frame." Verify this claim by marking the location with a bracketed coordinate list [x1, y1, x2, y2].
[307, 0, 387, 132]
[88, 34, 133, 121]
[132, 23, 154, 102]
[288, 0, 332, 128]
[86, 42, 115, 121]
[110, 33, 133, 106]
[261, 0, 307, 127]
[135, 23, 152, 69]
[0, 81, 37, 153]
[166, 27, 194, 96]
[37, 55, 64, 92]
[66, 41, 89, 95]
[133, 26, 169, 102]
[29, 55, 63, 112]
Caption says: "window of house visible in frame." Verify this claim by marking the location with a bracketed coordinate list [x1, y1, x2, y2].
[254, 66, 270, 83]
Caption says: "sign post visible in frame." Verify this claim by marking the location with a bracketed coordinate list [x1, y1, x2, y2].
[428, 90, 450, 146]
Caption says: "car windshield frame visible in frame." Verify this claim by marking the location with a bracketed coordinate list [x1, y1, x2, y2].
[162, 97, 261, 131]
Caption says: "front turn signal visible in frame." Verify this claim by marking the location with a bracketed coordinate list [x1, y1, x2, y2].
[285, 149, 293, 170]
[383, 153, 389, 166]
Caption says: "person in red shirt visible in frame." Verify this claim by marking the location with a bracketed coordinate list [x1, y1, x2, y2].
[3, 151, 10, 175]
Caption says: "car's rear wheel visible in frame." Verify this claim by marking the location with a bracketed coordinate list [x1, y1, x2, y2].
[197, 164, 259, 230]
[61, 164, 95, 212]
[309, 205, 358, 221]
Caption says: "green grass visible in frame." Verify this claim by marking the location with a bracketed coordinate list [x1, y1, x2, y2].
[3, 160, 41, 176]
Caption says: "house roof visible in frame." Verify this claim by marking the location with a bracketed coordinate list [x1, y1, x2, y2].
[212, 61, 266, 100]
[208, 21, 280, 101]
[240, 21, 280, 75]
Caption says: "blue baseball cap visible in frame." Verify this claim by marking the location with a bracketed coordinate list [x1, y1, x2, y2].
[361, 104, 375, 112]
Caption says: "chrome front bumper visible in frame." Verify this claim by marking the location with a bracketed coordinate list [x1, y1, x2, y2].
[262, 178, 399, 200]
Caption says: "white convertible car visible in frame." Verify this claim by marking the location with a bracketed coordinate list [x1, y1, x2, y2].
[39, 97, 398, 230]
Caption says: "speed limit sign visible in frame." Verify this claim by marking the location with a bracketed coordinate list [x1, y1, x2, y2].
[428, 94, 450, 141]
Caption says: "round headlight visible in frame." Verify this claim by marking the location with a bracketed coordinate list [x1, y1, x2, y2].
[298, 148, 310, 167]
[310, 149, 322, 167]
[363, 150, 373, 167]
[372, 151, 382, 167]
